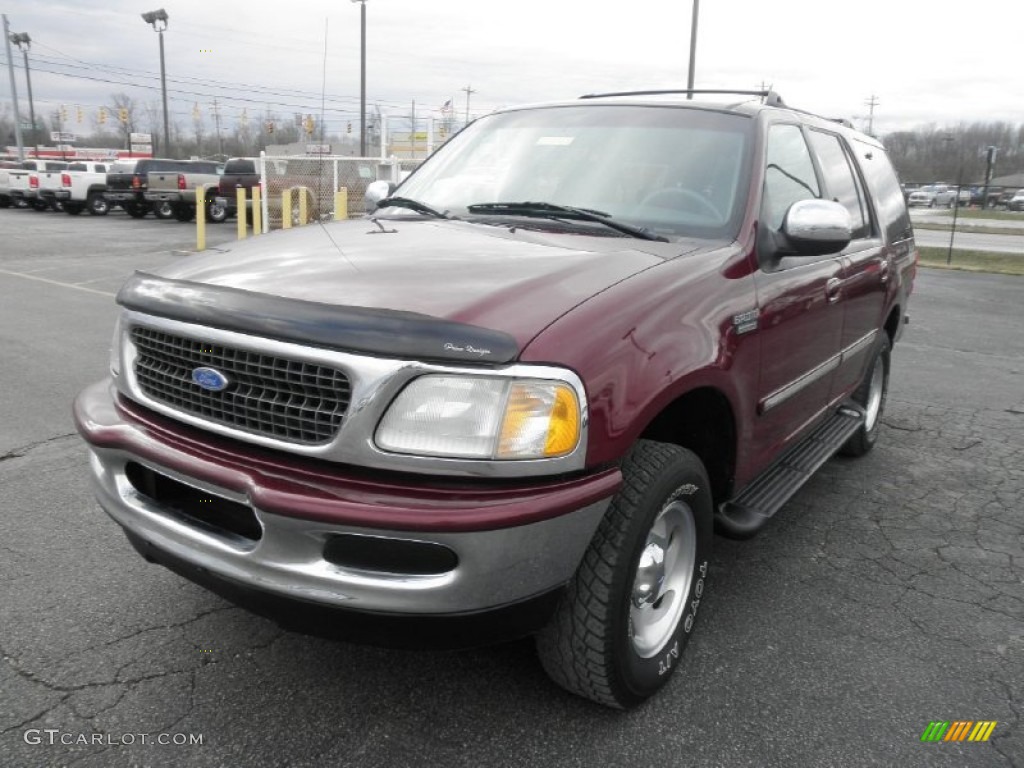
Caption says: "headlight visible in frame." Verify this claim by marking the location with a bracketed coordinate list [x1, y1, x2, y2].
[375, 375, 581, 460]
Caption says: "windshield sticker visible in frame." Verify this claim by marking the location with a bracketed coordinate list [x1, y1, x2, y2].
[536, 136, 574, 146]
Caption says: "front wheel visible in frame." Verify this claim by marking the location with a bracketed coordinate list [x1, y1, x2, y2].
[125, 203, 148, 219]
[536, 440, 712, 709]
[841, 334, 891, 457]
[153, 201, 175, 219]
[206, 200, 228, 223]
[87, 194, 110, 216]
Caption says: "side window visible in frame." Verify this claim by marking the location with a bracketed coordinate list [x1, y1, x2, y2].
[808, 131, 870, 239]
[96, 164, 106, 173]
[762, 124, 820, 230]
[849, 139, 911, 244]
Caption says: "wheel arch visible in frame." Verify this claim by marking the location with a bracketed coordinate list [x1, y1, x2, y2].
[637, 386, 737, 506]
[884, 303, 901, 345]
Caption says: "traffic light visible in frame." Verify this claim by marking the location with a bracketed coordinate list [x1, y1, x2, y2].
[266, 121, 274, 134]
[98, 107, 107, 125]
[304, 115, 315, 136]
[347, 122, 352, 134]
[118, 107, 129, 124]
[76, 106, 84, 124]
[60, 105, 68, 122]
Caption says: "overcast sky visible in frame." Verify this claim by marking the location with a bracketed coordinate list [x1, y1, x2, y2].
[2, 0, 1023, 141]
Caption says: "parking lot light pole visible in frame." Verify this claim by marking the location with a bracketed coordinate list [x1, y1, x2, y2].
[9, 32, 37, 156]
[351, 0, 367, 157]
[141, 9, 170, 157]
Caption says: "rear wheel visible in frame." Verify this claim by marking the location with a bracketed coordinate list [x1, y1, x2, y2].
[841, 335, 891, 457]
[173, 204, 196, 222]
[125, 203, 148, 219]
[536, 440, 712, 709]
[31, 199, 50, 212]
[153, 201, 175, 219]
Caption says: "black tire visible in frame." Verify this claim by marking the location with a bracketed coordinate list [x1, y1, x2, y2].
[125, 203, 149, 219]
[206, 200, 228, 223]
[64, 203, 85, 215]
[87, 194, 110, 216]
[31, 199, 50, 212]
[0, 195, 10, 208]
[153, 201, 175, 219]
[536, 440, 713, 709]
[841, 334, 891, 457]
[173, 204, 196, 222]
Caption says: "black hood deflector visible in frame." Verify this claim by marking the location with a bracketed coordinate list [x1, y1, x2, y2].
[116, 272, 520, 364]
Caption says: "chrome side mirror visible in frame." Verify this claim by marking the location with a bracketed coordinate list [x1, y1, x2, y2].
[782, 199, 852, 256]
[365, 179, 395, 209]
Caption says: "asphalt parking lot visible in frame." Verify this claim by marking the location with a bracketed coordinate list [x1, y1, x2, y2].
[1, 206, 1022, 767]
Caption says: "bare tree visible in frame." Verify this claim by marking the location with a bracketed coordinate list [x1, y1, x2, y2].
[108, 93, 138, 149]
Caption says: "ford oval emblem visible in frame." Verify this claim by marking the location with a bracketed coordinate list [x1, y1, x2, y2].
[191, 366, 230, 392]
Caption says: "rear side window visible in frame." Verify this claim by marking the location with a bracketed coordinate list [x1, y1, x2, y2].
[224, 160, 255, 174]
[96, 164, 106, 173]
[850, 139, 911, 243]
[808, 131, 870, 239]
[762, 124, 820, 230]
[68, 163, 87, 171]
[45, 162, 68, 171]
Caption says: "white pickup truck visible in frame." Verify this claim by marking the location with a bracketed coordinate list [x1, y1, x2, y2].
[56, 161, 113, 216]
[0, 160, 23, 208]
[8, 160, 69, 211]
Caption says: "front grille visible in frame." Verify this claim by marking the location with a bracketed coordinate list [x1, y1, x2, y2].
[130, 326, 351, 444]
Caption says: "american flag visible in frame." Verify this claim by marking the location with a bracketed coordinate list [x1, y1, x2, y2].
[440, 99, 453, 115]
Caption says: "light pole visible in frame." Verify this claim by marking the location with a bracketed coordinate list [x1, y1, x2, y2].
[686, 0, 699, 98]
[141, 9, 170, 157]
[9, 32, 36, 156]
[351, 0, 367, 157]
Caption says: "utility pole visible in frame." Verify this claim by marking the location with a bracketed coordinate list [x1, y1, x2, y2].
[461, 85, 476, 126]
[864, 94, 879, 136]
[213, 98, 223, 156]
[2, 15, 26, 161]
[686, 0, 699, 98]
[409, 99, 416, 158]
[10, 33, 36, 156]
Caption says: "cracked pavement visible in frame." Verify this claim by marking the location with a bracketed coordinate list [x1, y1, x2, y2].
[0, 212, 1021, 767]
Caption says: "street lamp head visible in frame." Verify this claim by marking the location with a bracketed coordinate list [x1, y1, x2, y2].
[141, 9, 169, 29]
[10, 32, 31, 49]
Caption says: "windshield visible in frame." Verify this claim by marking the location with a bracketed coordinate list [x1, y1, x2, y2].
[397, 105, 753, 240]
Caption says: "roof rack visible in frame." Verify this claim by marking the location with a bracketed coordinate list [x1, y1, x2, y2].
[579, 89, 786, 107]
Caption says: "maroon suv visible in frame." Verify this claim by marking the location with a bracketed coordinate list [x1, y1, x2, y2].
[74, 90, 916, 709]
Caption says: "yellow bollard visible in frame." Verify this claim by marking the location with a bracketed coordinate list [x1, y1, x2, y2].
[252, 185, 262, 234]
[281, 188, 293, 230]
[334, 187, 348, 220]
[298, 186, 308, 225]
[236, 187, 247, 240]
[196, 183, 208, 252]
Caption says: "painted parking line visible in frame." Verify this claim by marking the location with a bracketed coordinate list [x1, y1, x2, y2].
[0, 269, 117, 297]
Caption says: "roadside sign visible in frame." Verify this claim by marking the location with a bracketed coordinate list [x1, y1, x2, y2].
[50, 131, 76, 143]
[306, 143, 331, 155]
[130, 132, 152, 144]
[132, 144, 153, 155]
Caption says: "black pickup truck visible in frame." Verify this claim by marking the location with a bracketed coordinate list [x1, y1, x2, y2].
[213, 157, 259, 220]
[105, 159, 200, 219]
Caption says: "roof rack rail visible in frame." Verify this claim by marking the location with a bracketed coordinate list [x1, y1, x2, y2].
[579, 89, 786, 106]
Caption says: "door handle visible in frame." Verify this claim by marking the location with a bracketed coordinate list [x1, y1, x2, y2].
[879, 260, 891, 284]
[826, 277, 842, 303]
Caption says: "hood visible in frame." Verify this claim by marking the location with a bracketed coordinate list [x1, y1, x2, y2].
[154, 218, 672, 353]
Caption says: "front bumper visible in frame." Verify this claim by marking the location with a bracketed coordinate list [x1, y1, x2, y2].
[74, 380, 617, 618]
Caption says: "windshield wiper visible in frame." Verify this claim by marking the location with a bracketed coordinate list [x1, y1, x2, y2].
[376, 196, 452, 219]
[466, 201, 668, 242]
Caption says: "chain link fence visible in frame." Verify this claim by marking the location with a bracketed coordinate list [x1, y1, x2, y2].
[258, 155, 423, 229]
